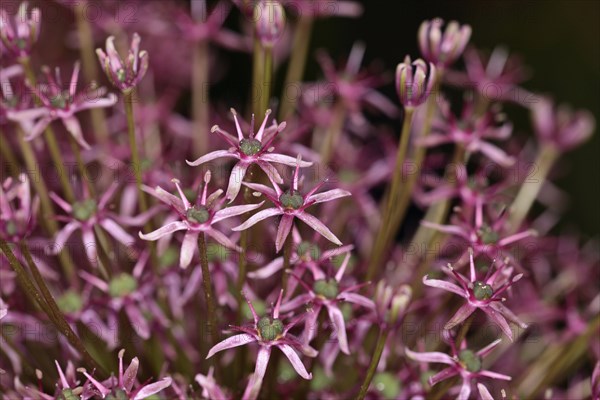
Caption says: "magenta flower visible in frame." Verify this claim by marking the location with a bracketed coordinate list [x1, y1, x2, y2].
[7, 62, 117, 149]
[187, 108, 312, 202]
[0, 2, 40, 59]
[423, 249, 527, 340]
[0, 174, 38, 241]
[422, 199, 536, 264]
[96, 33, 149, 93]
[406, 338, 510, 400]
[531, 97, 595, 151]
[418, 98, 515, 167]
[195, 367, 230, 400]
[79, 349, 172, 400]
[281, 253, 375, 354]
[49, 183, 153, 265]
[139, 171, 264, 268]
[232, 157, 351, 252]
[395, 55, 436, 108]
[254, 0, 286, 47]
[206, 291, 317, 400]
[418, 18, 472, 69]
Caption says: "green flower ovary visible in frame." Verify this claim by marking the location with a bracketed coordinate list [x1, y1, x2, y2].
[279, 191, 304, 210]
[257, 316, 284, 341]
[106, 389, 129, 400]
[186, 206, 210, 224]
[478, 225, 499, 244]
[49, 91, 71, 109]
[108, 273, 138, 298]
[458, 349, 482, 372]
[239, 138, 263, 156]
[5, 220, 18, 236]
[297, 241, 321, 260]
[58, 389, 79, 400]
[57, 290, 84, 314]
[313, 279, 339, 300]
[473, 281, 494, 300]
[72, 199, 97, 221]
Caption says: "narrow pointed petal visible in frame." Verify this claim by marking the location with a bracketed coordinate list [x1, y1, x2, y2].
[186, 150, 237, 166]
[124, 303, 150, 339]
[477, 383, 494, 400]
[226, 162, 250, 201]
[429, 367, 459, 386]
[327, 305, 349, 354]
[476, 339, 502, 357]
[275, 214, 294, 253]
[341, 293, 375, 309]
[204, 228, 241, 251]
[241, 181, 279, 201]
[295, 212, 342, 246]
[257, 160, 284, 184]
[50, 221, 81, 254]
[122, 356, 139, 392]
[139, 221, 187, 241]
[242, 347, 272, 400]
[405, 348, 454, 365]
[62, 116, 91, 150]
[482, 307, 514, 341]
[207, 334, 257, 358]
[100, 219, 135, 245]
[489, 302, 528, 329]
[248, 257, 284, 279]
[212, 201, 265, 224]
[307, 189, 351, 205]
[133, 377, 173, 400]
[180, 231, 199, 269]
[82, 228, 98, 265]
[260, 153, 313, 167]
[457, 379, 471, 400]
[444, 303, 477, 330]
[423, 276, 466, 297]
[278, 344, 312, 379]
[479, 370, 512, 381]
[231, 208, 283, 231]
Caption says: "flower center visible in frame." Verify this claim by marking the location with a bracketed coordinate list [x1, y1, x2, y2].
[186, 206, 210, 224]
[106, 389, 129, 400]
[49, 91, 71, 109]
[458, 349, 482, 373]
[473, 281, 494, 300]
[58, 389, 79, 400]
[108, 273, 138, 298]
[5, 220, 18, 236]
[239, 138, 263, 156]
[313, 279, 339, 299]
[279, 191, 304, 210]
[297, 241, 321, 261]
[478, 225, 499, 244]
[72, 199, 97, 221]
[57, 290, 83, 314]
[117, 68, 127, 82]
[257, 316, 284, 341]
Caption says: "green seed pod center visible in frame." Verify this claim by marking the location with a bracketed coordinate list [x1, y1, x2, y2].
[50, 91, 71, 109]
[57, 290, 84, 314]
[279, 191, 303, 210]
[186, 206, 210, 224]
[72, 199, 97, 221]
[473, 281, 494, 300]
[117, 68, 127, 82]
[313, 279, 339, 299]
[239, 138, 263, 156]
[58, 389, 79, 400]
[108, 273, 138, 298]
[479, 225, 499, 244]
[5, 220, 18, 236]
[458, 349, 482, 372]
[297, 241, 321, 260]
[257, 316, 284, 341]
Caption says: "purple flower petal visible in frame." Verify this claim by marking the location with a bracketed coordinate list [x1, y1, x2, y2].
[326, 305, 349, 354]
[204, 228, 241, 251]
[482, 306, 514, 341]
[479, 370, 512, 381]
[49, 221, 81, 254]
[405, 348, 454, 365]
[260, 153, 313, 167]
[256, 160, 284, 184]
[226, 162, 249, 202]
[423, 276, 466, 297]
[247, 257, 284, 279]
[444, 303, 477, 330]
[124, 303, 150, 339]
[457, 379, 472, 400]
[295, 212, 342, 246]
[242, 346, 272, 400]
[275, 214, 294, 253]
[212, 201, 265, 224]
[231, 208, 283, 231]
[307, 189, 351, 205]
[206, 334, 257, 359]
[122, 356, 139, 392]
[133, 377, 172, 400]
[62, 116, 91, 150]
[139, 221, 187, 241]
[180, 231, 199, 269]
[100, 219, 135, 245]
[477, 383, 494, 400]
[429, 367, 459, 386]
[340, 293, 375, 309]
[278, 344, 312, 379]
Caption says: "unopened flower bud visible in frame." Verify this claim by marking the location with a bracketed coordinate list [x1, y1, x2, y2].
[389, 285, 412, 324]
[0, 2, 41, 59]
[254, 1, 286, 47]
[418, 18, 471, 68]
[96, 33, 149, 93]
[395, 56, 436, 109]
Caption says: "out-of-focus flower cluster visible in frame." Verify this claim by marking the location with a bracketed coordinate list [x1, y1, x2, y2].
[0, 2, 597, 400]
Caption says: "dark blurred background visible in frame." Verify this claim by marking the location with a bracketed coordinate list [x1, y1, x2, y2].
[311, 0, 599, 237]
